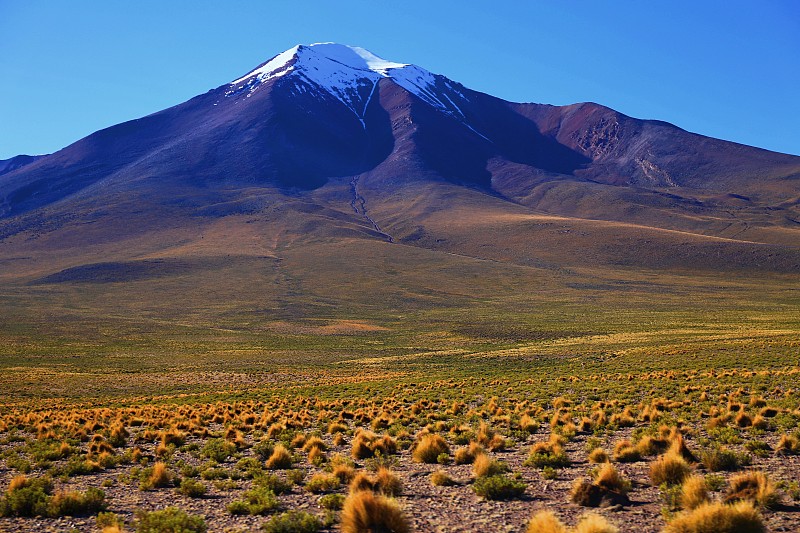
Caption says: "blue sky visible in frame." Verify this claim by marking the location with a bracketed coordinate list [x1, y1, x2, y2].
[1, 1, 798, 159]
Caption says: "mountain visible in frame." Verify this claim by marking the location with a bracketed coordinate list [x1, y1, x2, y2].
[1, 43, 799, 300]
[0, 154, 43, 177]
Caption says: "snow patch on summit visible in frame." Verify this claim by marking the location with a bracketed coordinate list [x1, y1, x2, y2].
[225, 43, 483, 137]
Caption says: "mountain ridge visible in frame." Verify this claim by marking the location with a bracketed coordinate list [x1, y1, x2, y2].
[1, 43, 799, 287]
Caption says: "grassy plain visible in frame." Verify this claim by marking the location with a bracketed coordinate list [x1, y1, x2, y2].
[0, 236, 799, 531]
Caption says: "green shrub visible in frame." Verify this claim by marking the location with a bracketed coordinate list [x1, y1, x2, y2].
[472, 475, 526, 500]
[700, 446, 750, 472]
[286, 469, 305, 485]
[48, 487, 106, 516]
[236, 457, 264, 475]
[254, 473, 292, 495]
[305, 473, 341, 494]
[0, 477, 53, 517]
[253, 440, 275, 461]
[200, 467, 230, 480]
[201, 438, 236, 462]
[524, 450, 569, 469]
[319, 493, 346, 510]
[177, 478, 207, 498]
[227, 486, 280, 515]
[412, 434, 450, 463]
[744, 440, 771, 458]
[96, 511, 123, 529]
[135, 507, 207, 532]
[541, 466, 558, 480]
[262, 510, 322, 533]
[60, 456, 102, 477]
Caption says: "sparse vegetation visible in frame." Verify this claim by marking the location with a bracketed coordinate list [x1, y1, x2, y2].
[472, 474, 526, 500]
[0, 267, 798, 531]
[664, 501, 765, 533]
[134, 507, 207, 533]
[262, 510, 322, 533]
[341, 490, 409, 533]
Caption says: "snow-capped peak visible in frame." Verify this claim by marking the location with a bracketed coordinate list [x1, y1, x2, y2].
[225, 43, 482, 137]
[230, 43, 408, 86]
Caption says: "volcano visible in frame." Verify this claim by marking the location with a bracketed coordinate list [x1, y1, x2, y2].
[1, 43, 799, 293]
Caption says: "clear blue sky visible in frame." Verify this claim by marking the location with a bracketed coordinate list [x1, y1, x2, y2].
[1, 1, 798, 159]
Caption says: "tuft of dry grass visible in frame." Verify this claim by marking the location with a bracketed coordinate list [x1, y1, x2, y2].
[664, 501, 765, 533]
[8, 474, 28, 492]
[776, 433, 800, 455]
[431, 470, 456, 487]
[302, 436, 327, 453]
[472, 453, 506, 478]
[527, 510, 568, 533]
[307, 446, 326, 465]
[592, 463, 629, 494]
[636, 435, 669, 456]
[349, 472, 375, 493]
[526, 511, 618, 533]
[332, 463, 356, 484]
[265, 444, 293, 470]
[680, 475, 710, 510]
[612, 440, 641, 463]
[341, 490, 409, 533]
[411, 434, 450, 464]
[724, 471, 778, 509]
[588, 448, 609, 464]
[146, 462, 170, 489]
[650, 451, 692, 486]
[374, 467, 403, 497]
[569, 478, 629, 508]
[454, 442, 483, 465]
[574, 513, 619, 533]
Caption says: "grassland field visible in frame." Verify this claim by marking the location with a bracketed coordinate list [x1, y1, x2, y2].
[0, 251, 798, 532]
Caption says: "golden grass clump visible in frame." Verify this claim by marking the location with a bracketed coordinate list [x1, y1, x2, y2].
[724, 471, 778, 509]
[411, 434, 450, 463]
[635, 435, 669, 456]
[341, 490, 409, 533]
[667, 431, 696, 463]
[680, 475, 710, 510]
[348, 468, 402, 496]
[291, 433, 307, 448]
[349, 471, 376, 493]
[8, 474, 28, 492]
[526, 510, 618, 533]
[328, 421, 348, 434]
[735, 411, 753, 428]
[431, 470, 456, 487]
[145, 461, 171, 489]
[454, 442, 483, 465]
[570, 477, 629, 508]
[776, 433, 800, 454]
[587, 448, 609, 464]
[307, 446, 326, 465]
[664, 501, 765, 533]
[573, 513, 619, 533]
[303, 436, 326, 453]
[519, 413, 540, 433]
[265, 444, 293, 469]
[472, 453, 506, 478]
[612, 439, 641, 463]
[374, 467, 403, 497]
[649, 451, 692, 486]
[527, 510, 568, 533]
[592, 463, 630, 494]
[351, 430, 397, 460]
